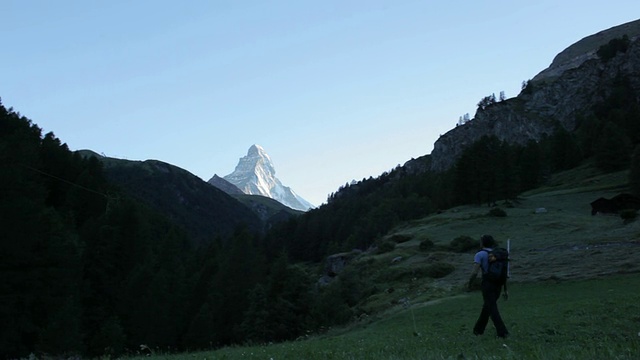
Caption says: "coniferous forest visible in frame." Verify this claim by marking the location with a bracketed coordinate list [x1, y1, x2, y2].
[2, 65, 640, 358]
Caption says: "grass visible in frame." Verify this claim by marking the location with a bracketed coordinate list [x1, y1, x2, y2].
[132, 275, 640, 359]
[129, 166, 640, 360]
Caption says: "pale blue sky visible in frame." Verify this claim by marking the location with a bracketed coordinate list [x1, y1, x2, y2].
[3, 1, 639, 206]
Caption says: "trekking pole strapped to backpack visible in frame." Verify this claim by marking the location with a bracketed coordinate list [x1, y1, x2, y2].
[507, 239, 511, 279]
[505, 239, 510, 299]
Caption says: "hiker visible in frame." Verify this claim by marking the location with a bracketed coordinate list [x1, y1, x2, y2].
[467, 234, 509, 338]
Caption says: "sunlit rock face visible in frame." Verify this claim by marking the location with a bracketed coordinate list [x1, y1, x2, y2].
[221, 144, 314, 211]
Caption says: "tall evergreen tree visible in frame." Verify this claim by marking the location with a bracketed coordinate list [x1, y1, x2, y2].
[594, 122, 632, 172]
[629, 145, 640, 196]
[263, 254, 313, 342]
[548, 127, 582, 171]
[516, 140, 543, 191]
[575, 115, 603, 158]
[211, 228, 265, 344]
[1, 104, 88, 357]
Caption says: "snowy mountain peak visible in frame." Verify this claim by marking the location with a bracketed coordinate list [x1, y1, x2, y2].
[248, 144, 267, 157]
[219, 145, 314, 211]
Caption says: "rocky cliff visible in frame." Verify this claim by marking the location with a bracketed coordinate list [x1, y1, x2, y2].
[429, 19, 640, 172]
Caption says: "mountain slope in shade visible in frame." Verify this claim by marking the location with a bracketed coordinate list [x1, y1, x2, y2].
[213, 144, 314, 211]
[80, 151, 264, 244]
[208, 174, 244, 195]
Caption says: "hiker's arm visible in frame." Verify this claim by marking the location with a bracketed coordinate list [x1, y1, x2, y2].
[467, 263, 481, 289]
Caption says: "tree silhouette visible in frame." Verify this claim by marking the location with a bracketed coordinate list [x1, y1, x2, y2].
[595, 122, 632, 172]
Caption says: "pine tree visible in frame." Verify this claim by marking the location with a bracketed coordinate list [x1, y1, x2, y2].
[594, 122, 632, 172]
[629, 145, 640, 196]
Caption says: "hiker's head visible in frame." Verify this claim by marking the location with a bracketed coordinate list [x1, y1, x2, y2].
[480, 234, 496, 248]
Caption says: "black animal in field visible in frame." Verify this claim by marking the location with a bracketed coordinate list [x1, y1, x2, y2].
[590, 193, 640, 215]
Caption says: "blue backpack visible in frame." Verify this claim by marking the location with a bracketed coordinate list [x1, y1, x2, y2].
[482, 248, 509, 285]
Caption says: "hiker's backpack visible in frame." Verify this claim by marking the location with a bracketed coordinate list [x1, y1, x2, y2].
[482, 248, 509, 284]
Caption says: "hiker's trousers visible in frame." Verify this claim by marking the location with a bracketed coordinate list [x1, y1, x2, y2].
[473, 279, 508, 337]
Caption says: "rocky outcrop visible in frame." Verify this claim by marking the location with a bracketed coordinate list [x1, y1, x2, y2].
[430, 100, 558, 172]
[402, 154, 431, 175]
[534, 20, 640, 82]
[317, 250, 362, 286]
[430, 21, 640, 173]
[523, 36, 640, 128]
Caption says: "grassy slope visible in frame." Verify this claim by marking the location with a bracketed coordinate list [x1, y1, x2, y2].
[134, 165, 640, 359]
[135, 276, 640, 359]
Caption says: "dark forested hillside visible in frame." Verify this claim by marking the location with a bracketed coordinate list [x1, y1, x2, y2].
[1, 101, 109, 357]
[1, 102, 196, 356]
[2, 98, 381, 358]
[93, 155, 265, 245]
[0, 101, 309, 357]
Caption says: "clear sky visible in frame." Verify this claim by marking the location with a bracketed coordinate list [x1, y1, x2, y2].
[3, 1, 639, 206]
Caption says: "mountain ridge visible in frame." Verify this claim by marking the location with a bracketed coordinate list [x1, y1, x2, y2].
[208, 174, 244, 195]
[534, 19, 640, 81]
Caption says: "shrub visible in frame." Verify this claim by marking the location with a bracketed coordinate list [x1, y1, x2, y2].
[597, 35, 630, 61]
[377, 241, 396, 254]
[521, 79, 536, 95]
[450, 236, 477, 253]
[419, 238, 434, 251]
[488, 207, 507, 217]
[423, 262, 455, 278]
[389, 234, 412, 244]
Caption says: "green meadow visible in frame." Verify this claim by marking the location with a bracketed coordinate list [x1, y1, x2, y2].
[133, 166, 640, 360]
[131, 276, 640, 359]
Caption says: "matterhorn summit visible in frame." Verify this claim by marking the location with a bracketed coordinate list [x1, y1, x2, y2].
[212, 145, 314, 211]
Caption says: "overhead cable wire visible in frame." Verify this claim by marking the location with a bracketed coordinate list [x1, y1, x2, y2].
[18, 163, 110, 198]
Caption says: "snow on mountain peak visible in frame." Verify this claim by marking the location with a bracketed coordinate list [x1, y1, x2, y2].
[222, 145, 314, 211]
[248, 144, 266, 156]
